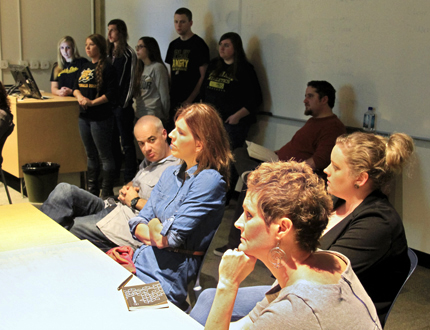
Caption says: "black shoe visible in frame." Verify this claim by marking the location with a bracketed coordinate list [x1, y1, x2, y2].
[213, 245, 230, 257]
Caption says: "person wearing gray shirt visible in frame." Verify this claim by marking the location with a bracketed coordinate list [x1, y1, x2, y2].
[40, 116, 178, 251]
[134, 37, 170, 124]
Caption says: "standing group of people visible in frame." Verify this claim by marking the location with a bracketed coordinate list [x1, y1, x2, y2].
[39, 6, 418, 329]
[50, 8, 263, 198]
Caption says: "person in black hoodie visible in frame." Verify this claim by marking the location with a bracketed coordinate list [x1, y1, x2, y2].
[107, 19, 137, 183]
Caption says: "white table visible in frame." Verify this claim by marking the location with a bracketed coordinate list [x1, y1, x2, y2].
[0, 203, 79, 252]
[0, 240, 203, 330]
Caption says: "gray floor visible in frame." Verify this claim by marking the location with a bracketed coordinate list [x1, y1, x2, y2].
[1, 181, 429, 328]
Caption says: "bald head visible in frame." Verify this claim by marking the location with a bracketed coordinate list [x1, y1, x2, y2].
[134, 116, 171, 163]
[135, 115, 164, 133]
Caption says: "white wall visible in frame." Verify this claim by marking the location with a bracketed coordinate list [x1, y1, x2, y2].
[0, 0, 93, 92]
[106, 0, 430, 139]
[105, 0, 430, 253]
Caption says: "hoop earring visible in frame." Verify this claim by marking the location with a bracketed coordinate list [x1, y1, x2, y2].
[354, 183, 360, 189]
[268, 242, 286, 269]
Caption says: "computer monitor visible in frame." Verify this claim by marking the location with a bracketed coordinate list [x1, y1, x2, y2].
[8, 64, 43, 100]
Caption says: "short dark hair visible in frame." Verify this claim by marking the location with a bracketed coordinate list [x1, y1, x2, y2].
[0, 82, 11, 114]
[175, 7, 192, 21]
[307, 80, 336, 108]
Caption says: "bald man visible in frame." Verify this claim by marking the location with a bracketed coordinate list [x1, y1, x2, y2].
[40, 116, 179, 251]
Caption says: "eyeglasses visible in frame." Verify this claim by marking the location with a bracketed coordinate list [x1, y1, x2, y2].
[135, 45, 145, 50]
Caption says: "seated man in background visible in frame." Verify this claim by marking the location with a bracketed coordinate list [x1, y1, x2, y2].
[40, 115, 178, 251]
[214, 80, 346, 255]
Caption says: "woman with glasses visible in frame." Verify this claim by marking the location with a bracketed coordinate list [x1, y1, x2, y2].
[133, 37, 170, 125]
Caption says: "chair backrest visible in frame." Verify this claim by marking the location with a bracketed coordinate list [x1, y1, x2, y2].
[0, 122, 15, 165]
[384, 248, 418, 326]
[189, 225, 221, 305]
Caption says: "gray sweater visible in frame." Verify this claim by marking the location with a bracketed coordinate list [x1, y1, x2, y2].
[248, 251, 382, 330]
[135, 62, 170, 122]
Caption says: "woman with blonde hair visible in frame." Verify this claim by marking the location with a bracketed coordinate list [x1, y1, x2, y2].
[320, 131, 414, 326]
[129, 103, 233, 309]
[73, 34, 118, 198]
[50, 36, 88, 96]
[193, 161, 381, 329]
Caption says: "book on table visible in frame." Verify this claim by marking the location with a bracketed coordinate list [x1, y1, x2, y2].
[246, 141, 279, 162]
[122, 281, 169, 310]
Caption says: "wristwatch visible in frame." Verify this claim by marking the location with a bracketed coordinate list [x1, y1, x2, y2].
[130, 197, 141, 210]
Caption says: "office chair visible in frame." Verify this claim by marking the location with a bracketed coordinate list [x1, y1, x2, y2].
[0, 122, 15, 204]
[383, 248, 418, 327]
[183, 225, 221, 312]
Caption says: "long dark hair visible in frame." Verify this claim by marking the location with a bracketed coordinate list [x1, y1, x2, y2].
[87, 34, 108, 95]
[211, 32, 248, 80]
[0, 82, 11, 114]
[107, 19, 129, 58]
[133, 37, 168, 98]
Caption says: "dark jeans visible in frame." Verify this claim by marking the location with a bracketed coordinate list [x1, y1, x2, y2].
[190, 286, 270, 326]
[78, 116, 115, 173]
[224, 122, 250, 151]
[112, 105, 137, 183]
[40, 183, 118, 251]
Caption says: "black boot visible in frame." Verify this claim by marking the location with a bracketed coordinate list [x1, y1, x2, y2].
[101, 170, 115, 199]
[87, 168, 100, 197]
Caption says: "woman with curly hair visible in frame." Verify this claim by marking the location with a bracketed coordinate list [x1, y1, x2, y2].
[192, 161, 381, 329]
[73, 34, 118, 198]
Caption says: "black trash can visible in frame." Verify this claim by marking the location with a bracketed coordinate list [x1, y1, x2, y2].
[22, 162, 60, 203]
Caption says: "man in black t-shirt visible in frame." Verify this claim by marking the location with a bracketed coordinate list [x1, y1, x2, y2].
[165, 8, 210, 129]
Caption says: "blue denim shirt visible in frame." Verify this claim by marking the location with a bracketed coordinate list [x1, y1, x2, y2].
[129, 164, 226, 306]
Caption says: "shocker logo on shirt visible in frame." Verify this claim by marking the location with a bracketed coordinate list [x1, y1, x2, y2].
[208, 71, 233, 91]
[78, 68, 95, 83]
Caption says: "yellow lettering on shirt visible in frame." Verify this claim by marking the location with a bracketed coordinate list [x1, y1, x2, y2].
[209, 81, 225, 89]
[172, 59, 189, 71]
[58, 66, 79, 77]
[207, 71, 233, 90]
